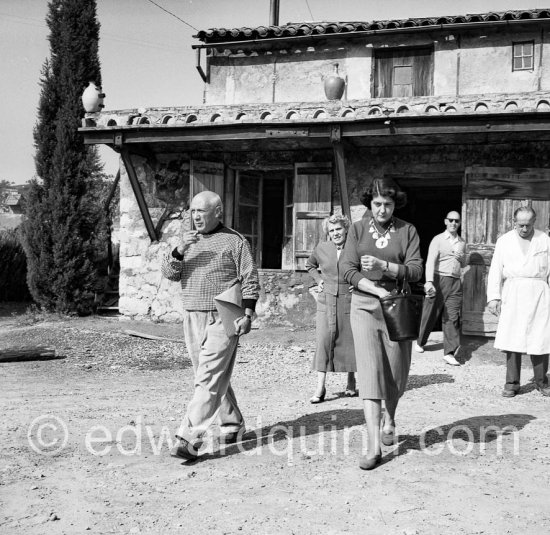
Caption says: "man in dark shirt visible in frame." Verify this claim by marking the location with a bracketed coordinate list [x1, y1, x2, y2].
[162, 191, 260, 461]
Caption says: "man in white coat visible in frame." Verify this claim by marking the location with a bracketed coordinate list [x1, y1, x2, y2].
[488, 206, 550, 397]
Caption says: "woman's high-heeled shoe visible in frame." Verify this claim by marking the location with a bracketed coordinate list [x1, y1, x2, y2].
[359, 453, 381, 470]
[310, 387, 326, 404]
[381, 428, 396, 446]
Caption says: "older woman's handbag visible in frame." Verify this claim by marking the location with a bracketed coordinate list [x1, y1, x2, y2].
[379, 267, 424, 342]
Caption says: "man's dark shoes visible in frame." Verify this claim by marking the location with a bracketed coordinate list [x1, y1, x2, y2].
[170, 435, 198, 461]
[501, 388, 518, 398]
[535, 384, 550, 397]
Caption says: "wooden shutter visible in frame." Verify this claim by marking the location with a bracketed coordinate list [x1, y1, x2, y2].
[373, 48, 433, 98]
[462, 166, 550, 336]
[288, 163, 332, 270]
[412, 48, 433, 97]
[373, 52, 393, 98]
[190, 160, 224, 200]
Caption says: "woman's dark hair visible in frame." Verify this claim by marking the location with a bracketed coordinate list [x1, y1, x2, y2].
[360, 178, 407, 209]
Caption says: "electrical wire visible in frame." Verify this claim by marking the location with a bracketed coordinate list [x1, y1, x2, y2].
[144, 0, 198, 31]
[305, 0, 314, 20]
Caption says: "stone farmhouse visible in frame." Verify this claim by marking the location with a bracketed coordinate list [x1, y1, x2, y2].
[80, 8, 550, 334]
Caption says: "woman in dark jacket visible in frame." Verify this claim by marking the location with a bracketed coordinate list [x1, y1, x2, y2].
[340, 178, 423, 470]
[306, 214, 356, 403]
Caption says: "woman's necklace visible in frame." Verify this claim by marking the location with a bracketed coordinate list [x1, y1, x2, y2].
[369, 217, 394, 249]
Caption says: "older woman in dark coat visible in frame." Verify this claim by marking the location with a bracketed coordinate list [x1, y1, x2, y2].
[340, 178, 423, 470]
[306, 214, 356, 403]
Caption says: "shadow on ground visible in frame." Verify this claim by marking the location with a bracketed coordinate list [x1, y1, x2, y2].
[394, 413, 535, 455]
[406, 373, 454, 391]
[176, 411, 536, 466]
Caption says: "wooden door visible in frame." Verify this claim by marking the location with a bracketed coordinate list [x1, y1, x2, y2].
[461, 166, 550, 336]
[286, 163, 332, 270]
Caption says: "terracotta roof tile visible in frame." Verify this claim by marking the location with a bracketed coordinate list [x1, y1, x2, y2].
[194, 9, 550, 43]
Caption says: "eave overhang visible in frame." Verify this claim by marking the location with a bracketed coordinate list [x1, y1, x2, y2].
[80, 109, 550, 154]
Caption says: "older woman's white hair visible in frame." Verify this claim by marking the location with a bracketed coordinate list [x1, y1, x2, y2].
[322, 214, 351, 237]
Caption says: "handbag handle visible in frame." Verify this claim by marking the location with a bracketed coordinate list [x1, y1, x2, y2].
[397, 265, 411, 296]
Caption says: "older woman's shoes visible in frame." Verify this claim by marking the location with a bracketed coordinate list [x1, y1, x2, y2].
[359, 454, 381, 470]
[310, 387, 326, 404]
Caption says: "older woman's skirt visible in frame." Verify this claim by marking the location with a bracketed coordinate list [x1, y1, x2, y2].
[312, 284, 356, 372]
[350, 291, 411, 399]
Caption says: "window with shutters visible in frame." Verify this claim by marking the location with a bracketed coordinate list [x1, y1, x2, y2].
[234, 169, 292, 269]
[232, 163, 332, 270]
[189, 161, 333, 270]
[373, 47, 433, 98]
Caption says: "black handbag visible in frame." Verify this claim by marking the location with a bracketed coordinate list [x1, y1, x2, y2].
[379, 267, 424, 342]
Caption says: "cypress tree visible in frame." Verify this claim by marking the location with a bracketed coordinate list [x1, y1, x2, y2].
[22, 0, 105, 314]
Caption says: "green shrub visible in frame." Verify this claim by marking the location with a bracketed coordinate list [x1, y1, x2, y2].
[0, 229, 32, 302]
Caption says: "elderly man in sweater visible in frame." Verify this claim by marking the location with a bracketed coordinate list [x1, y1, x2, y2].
[162, 190, 260, 461]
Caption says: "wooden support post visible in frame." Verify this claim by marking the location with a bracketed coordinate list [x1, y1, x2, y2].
[120, 148, 159, 242]
[331, 127, 351, 218]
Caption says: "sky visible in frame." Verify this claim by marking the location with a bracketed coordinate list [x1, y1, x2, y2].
[1, 0, 548, 184]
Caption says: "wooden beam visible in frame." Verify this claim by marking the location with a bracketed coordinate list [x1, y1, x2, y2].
[331, 138, 351, 218]
[295, 211, 331, 219]
[120, 148, 159, 242]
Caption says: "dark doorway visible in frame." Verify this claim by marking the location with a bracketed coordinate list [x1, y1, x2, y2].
[395, 178, 463, 282]
[395, 178, 463, 331]
[261, 175, 285, 268]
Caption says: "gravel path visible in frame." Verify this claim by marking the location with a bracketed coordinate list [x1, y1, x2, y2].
[1, 312, 550, 534]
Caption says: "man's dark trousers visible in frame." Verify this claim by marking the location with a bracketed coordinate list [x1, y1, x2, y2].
[505, 352, 549, 391]
[417, 274, 462, 355]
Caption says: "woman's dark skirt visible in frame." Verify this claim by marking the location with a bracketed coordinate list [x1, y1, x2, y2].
[312, 284, 356, 373]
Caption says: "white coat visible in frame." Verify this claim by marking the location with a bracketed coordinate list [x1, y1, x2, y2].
[487, 229, 550, 354]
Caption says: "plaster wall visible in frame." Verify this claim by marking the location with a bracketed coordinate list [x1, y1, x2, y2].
[458, 30, 545, 95]
[204, 28, 549, 105]
[208, 56, 274, 104]
[433, 36, 459, 97]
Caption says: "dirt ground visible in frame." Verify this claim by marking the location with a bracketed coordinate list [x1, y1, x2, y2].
[1, 302, 550, 535]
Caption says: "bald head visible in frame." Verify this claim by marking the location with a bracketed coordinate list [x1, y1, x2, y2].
[445, 211, 461, 235]
[190, 191, 223, 233]
[193, 190, 222, 209]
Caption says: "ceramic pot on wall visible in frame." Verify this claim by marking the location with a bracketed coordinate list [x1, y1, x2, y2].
[324, 63, 345, 101]
[82, 81, 105, 113]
